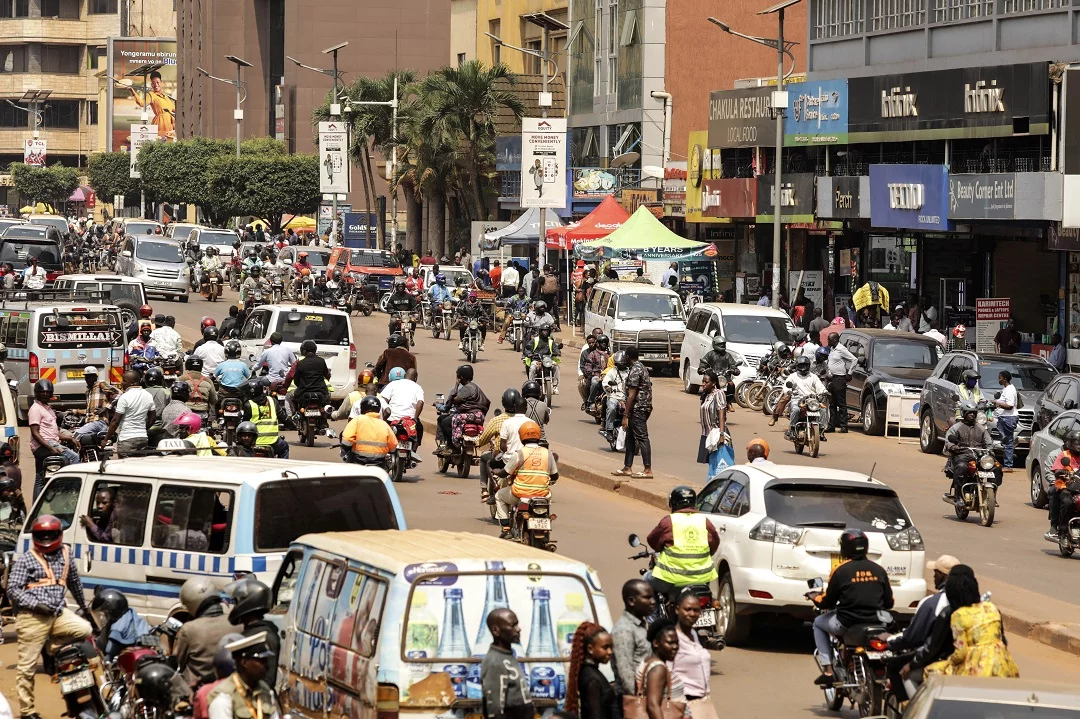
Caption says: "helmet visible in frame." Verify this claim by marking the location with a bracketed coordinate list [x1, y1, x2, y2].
[791, 328, 807, 344]
[360, 396, 382, 415]
[250, 265, 261, 276]
[388, 367, 406, 382]
[777, 345, 792, 359]
[170, 381, 190, 402]
[467, 291, 478, 301]
[228, 578, 272, 625]
[518, 420, 543, 443]
[134, 662, 179, 706]
[332, 269, 342, 281]
[0, 442, 14, 464]
[596, 334, 610, 350]
[203, 326, 219, 342]
[31, 515, 63, 553]
[436, 274, 446, 285]
[34, 379, 54, 396]
[1067, 430, 1080, 454]
[298, 251, 308, 259]
[457, 364, 474, 382]
[613, 351, 629, 369]
[538, 325, 551, 337]
[772, 341, 786, 354]
[225, 340, 241, 359]
[795, 355, 811, 375]
[522, 380, 542, 399]
[501, 388, 522, 413]
[300, 339, 318, 354]
[201, 317, 216, 330]
[174, 412, 202, 434]
[91, 588, 129, 623]
[388, 333, 404, 349]
[185, 356, 204, 372]
[747, 437, 770, 459]
[0, 474, 17, 495]
[236, 421, 258, 442]
[394, 277, 406, 288]
[711, 335, 727, 352]
[143, 367, 164, 387]
[839, 528, 869, 560]
[359, 369, 376, 386]
[301, 267, 311, 277]
[815, 347, 829, 363]
[959, 400, 978, 424]
[668, 486, 697, 512]
[180, 576, 220, 615]
[139, 304, 153, 318]
[952, 324, 967, 337]
[246, 379, 266, 399]
[961, 369, 979, 387]
[534, 301, 548, 313]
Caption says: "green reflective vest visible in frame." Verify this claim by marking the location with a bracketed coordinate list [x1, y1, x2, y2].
[651, 512, 717, 585]
[249, 400, 279, 446]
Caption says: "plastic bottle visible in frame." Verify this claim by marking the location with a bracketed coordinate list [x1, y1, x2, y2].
[525, 587, 565, 700]
[467, 562, 511, 699]
[555, 592, 588, 657]
[404, 590, 439, 684]
[437, 588, 471, 698]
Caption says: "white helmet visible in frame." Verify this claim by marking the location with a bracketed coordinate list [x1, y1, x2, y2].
[180, 576, 220, 615]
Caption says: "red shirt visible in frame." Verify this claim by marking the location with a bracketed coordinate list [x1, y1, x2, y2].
[489, 266, 502, 288]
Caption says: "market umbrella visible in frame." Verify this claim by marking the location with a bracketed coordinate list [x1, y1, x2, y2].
[69, 187, 86, 202]
[282, 215, 316, 231]
[574, 205, 711, 260]
[546, 196, 629, 250]
[481, 207, 564, 249]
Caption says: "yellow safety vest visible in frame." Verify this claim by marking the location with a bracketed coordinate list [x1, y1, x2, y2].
[511, 446, 552, 498]
[249, 401, 279, 446]
[651, 513, 718, 585]
[955, 385, 984, 416]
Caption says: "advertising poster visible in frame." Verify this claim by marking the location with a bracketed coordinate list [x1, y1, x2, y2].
[976, 298, 1011, 353]
[318, 202, 352, 236]
[686, 131, 728, 224]
[521, 118, 567, 209]
[128, 123, 158, 179]
[785, 78, 849, 146]
[319, 121, 351, 195]
[107, 37, 177, 152]
[23, 139, 46, 167]
[790, 270, 824, 308]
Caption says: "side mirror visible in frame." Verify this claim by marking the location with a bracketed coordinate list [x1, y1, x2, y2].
[628, 533, 640, 547]
[121, 250, 132, 258]
[807, 577, 824, 590]
[1067, 399, 1077, 410]
[858, 356, 868, 367]
[1063, 456, 1073, 468]
[951, 392, 960, 403]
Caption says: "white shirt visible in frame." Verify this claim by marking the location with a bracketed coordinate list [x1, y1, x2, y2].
[502, 265, 520, 288]
[349, 395, 388, 418]
[379, 379, 425, 421]
[924, 328, 946, 346]
[602, 367, 628, 401]
[785, 372, 827, 400]
[661, 267, 678, 287]
[995, 383, 1019, 418]
[149, 326, 184, 357]
[115, 386, 155, 441]
[500, 414, 530, 455]
[193, 341, 226, 375]
[918, 305, 938, 333]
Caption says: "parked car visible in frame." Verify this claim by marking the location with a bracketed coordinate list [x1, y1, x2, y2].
[698, 464, 924, 645]
[279, 245, 332, 276]
[163, 222, 204, 243]
[115, 235, 189, 302]
[903, 675, 1080, 719]
[837, 329, 943, 435]
[584, 282, 685, 372]
[1032, 372, 1080, 431]
[679, 302, 797, 393]
[0, 218, 27, 236]
[26, 214, 70, 241]
[0, 223, 65, 282]
[1025, 408, 1080, 508]
[920, 350, 1057, 454]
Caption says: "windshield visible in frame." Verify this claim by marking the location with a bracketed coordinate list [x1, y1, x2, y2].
[616, 292, 684, 320]
[168, 225, 199, 241]
[442, 268, 475, 288]
[0, 239, 59, 264]
[764, 485, 912, 534]
[29, 217, 67, 234]
[721, 314, 796, 344]
[977, 360, 1057, 392]
[101, 283, 144, 305]
[254, 477, 397, 551]
[927, 700, 1080, 719]
[298, 250, 331, 268]
[39, 310, 124, 349]
[2, 226, 47, 241]
[349, 250, 400, 268]
[135, 241, 184, 263]
[201, 231, 237, 247]
[872, 340, 943, 369]
[0, 220, 24, 233]
[125, 221, 161, 236]
[276, 312, 350, 345]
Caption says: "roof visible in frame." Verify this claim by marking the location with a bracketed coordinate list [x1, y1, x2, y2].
[253, 303, 349, 317]
[546, 196, 630, 245]
[844, 328, 943, 345]
[58, 456, 378, 485]
[696, 302, 791, 317]
[56, 274, 135, 282]
[967, 351, 1054, 366]
[494, 74, 566, 136]
[747, 463, 886, 486]
[923, 675, 1080, 705]
[593, 281, 679, 295]
[296, 530, 580, 573]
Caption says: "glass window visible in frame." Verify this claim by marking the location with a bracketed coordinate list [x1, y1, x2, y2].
[0, 240, 59, 266]
[271, 550, 303, 613]
[871, 340, 942, 369]
[134, 241, 183, 263]
[717, 476, 746, 515]
[328, 571, 388, 658]
[89, 0, 118, 11]
[348, 250, 400, 269]
[606, 296, 617, 318]
[716, 313, 796, 345]
[685, 309, 708, 334]
[101, 283, 144, 306]
[87, 100, 98, 126]
[0, 46, 28, 74]
[1049, 416, 1079, 440]
[254, 477, 399, 552]
[615, 292, 682, 320]
[704, 315, 720, 338]
[977, 361, 1057, 392]
[275, 312, 349, 345]
[293, 557, 336, 637]
[40, 47, 80, 75]
[30, 476, 81, 530]
[696, 478, 729, 514]
[151, 485, 234, 554]
[763, 485, 913, 534]
[1047, 379, 1069, 405]
[124, 221, 162, 236]
[241, 310, 271, 340]
[83, 480, 152, 546]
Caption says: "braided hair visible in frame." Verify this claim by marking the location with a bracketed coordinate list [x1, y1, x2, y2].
[565, 621, 607, 714]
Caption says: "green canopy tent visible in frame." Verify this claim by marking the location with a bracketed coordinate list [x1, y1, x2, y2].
[574, 205, 716, 261]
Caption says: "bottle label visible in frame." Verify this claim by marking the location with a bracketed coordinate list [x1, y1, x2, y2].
[440, 663, 469, 698]
[529, 664, 566, 700]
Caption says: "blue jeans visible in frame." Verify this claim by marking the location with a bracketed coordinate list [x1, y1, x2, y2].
[997, 415, 1019, 468]
[812, 611, 845, 668]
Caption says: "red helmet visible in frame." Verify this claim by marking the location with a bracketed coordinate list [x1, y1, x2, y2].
[200, 317, 217, 330]
[139, 304, 153, 318]
[31, 514, 63, 553]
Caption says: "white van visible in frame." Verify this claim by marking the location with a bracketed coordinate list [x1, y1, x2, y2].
[238, 304, 357, 400]
[22, 456, 406, 621]
[270, 530, 614, 717]
[680, 303, 798, 393]
[584, 281, 685, 371]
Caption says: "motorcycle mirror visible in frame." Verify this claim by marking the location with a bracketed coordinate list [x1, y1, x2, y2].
[1063, 457, 1073, 468]
[994, 391, 1001, 400]
[785, 380, 794, 388]
[807, 577, 823, 590]
[628, 533, 640, 547]
[951, 392, 960, 402]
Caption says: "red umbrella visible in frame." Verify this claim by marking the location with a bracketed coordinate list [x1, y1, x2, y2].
[545, 196, 630, 249]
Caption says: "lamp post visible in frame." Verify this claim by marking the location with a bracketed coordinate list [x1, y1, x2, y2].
[340, 82, 399, 249]
[708, 0, 800, 310]
[196, 55, 252, 158]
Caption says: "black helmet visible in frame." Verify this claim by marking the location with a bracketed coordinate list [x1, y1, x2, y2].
[0, 474, 18, 494]
[360, 396, 382, 415]
[389, 333, 404, 349]
[456, 364, 474, 382]
[34, 379, 54, 395]
[777, 345, 792, 359]
[959, 399, 979, 424]
[246, 379, 267, 400]
[133, 662, 178, 706]
[203, 326, 219, 342]
[522, 380, 542, 400]
[501, 388, 522, 413]
[185, 355, 204, 372]
[143, 367, 164, 387]
[332, 269, 342, 281]
[236, 421, 258, 442]
[228, 578, 271, 625]
[91, 587, 129, 623]
[1067, 430, 1080, 454]
[839, 528, 869, 559]
[596, 334, 610, 350]
[613, 351, 629, 370]
[795, 355, 812, 375]
[301, 339, 318, 354]
[225, 340, 241, 359]
[170, 381, 190, 402]
[668, 485, 697, 512]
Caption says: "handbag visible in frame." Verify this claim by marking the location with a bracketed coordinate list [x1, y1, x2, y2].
[705, 427, 723, 452]
[615, 426, 627, 452]
[688, 698, 719, 719]
[622, 662, 686, 719]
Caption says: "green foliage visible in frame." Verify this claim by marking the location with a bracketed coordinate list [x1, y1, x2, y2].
[205, 154, 320, 233]
[86, 152, 141, 200]
[8, 163, 80, 203]
[240, 137, 288, 157]
[137, 137, 234, 208]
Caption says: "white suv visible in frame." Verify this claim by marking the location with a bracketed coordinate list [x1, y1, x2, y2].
[699, 464, 926, 644]
[679, 303, 797, 393]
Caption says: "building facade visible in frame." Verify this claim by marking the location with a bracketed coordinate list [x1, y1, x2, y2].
[474, 0, 568, 74]
[451, 0, 479, 66]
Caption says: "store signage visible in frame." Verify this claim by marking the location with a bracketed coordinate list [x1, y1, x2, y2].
[756, 173, 816, 221]
[817, 176, 868, 219]
[708, 87, 774, 149]
[948, 173, 1015, 220]
[785, 79, 848, 145]
[699, 178, 756, 218]
[343, 211, 378, 247]
[849, 62, 1050, 141]
[663, 165, 686, 217]
[975, 298, 1011, 353]
[869, 164, 951, 231]
[1048, 222, 1080, 251]
[686, 131, 728, 223]
[521, 117, 567, 209]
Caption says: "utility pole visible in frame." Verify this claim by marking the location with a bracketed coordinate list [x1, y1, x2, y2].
[538, 25, 549, 269]
[390, 75, 399, 249]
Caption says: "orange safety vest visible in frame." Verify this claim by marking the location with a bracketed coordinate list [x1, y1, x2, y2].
[511, 445, 553, 499]
[346, 414, 396, 459]
[26, 545, 69, 589]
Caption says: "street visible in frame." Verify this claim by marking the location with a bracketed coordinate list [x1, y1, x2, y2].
[0, 290, 1078, 717]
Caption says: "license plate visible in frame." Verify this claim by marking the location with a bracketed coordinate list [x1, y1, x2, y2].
[59, 668, 94, 694]
[527, 517, 551, 530]
[642, 353, 668, 360]
[806, 411, 820, 417]
[693, 609, 716, 628]
[224, 410, 240, 417]
[831, 553, 843, 572]
[399, 442, 412, 451]
[305, 409, 322, 417]
[864, 651, 887, 660]
[977, 471, 995, 479]
[66, 369, 84, 379]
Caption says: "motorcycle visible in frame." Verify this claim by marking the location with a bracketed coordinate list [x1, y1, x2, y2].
[941, 446, 1002, 527]
[219, 395, 243, 446]
[790, 390, 830, 458]
[526, 353, 560, 408]
[269, 274, 286, 304]
[297, 275, 314, 305]
[807, 577, 894, 717]
[243, 286, 269, 312]
[1047, 456, 1080, 557]
[434, 396, 483, 478]
[507, 310, 526, 352]
[55, 636, 108, 719]
[432, 300, 454, 340]
[200, 270, 222, 301]
[583, 376, 605, 425]
[460, 317, 482, 363]
[101, 617, 184, 715]
[296, 391, 331, 447]
[489, 455, 557, 551]
[387, 418, 420, 483]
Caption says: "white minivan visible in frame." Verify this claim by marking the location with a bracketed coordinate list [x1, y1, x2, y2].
[680, 303, 797, 393]
[584, 282, 685, 371]
[238, 304, 357, 400]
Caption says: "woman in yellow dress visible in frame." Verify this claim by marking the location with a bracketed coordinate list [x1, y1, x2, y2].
[926, 565, 1019, 678]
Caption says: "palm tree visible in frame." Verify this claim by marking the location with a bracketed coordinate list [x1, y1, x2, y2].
[394, 91, 459, 256]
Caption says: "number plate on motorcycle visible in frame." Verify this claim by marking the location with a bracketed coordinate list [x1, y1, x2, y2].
[642, 353, 669, 360]
[806, 411, 820, 417]
[977, 471, 996, 479]
[305, 409, 322, 417]
[527, 518, 551, 530]
[59, 668, 94, 694]
[223, 411, 240, 417]
[693, 609, 716, 628]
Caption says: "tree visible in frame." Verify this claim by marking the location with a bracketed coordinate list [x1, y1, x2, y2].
[205, 154, 321, 234]
[87, 152, 142, 202]
[9, 163, 80, 205]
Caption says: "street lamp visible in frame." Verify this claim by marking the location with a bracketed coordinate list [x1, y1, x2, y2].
[5, 89, 52, 139]
[339, 82, 400, 249]
[708, 0, 801, 310]
[197, 55, 252, 158]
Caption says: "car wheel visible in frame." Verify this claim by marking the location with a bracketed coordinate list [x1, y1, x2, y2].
[920, 411, 943, 454]
[862, 394, 884, 436]
[715, 571, 751, 645]
[683, 361, 699, 395]
[1031, 462, 1049, 509]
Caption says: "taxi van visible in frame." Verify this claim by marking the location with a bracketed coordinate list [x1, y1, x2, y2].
[270, 530, 614, 719]
[21, 456, 406, 622]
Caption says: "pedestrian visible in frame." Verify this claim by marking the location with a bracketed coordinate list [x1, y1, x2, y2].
[993, 370, 1019, 472]
[540, 264, 561, 331]
[28, 379, 79, 499]
[1049, 332, 1067, 372]
[825, 332, 858, 434]
[611, 579, 655, 697]
[698, 370, 729, 481]
[994, 317, 1022, 354]
[917, 294, 938, 333]
[489, 259, 502, 292]
[612, 346, 653, 479]
[481, 608, 533, 719]
[925, 565, 1018, 678]
[501, 261, 521, 298]
[808, 307, 829, 338]
[106, 369, 157, 457]
[632, 619, 686, 719]
[669, 591, 717, 718]
[566, 622, 617, 719]
[660, 262, 678, 289]
[526, 267, 541, 298]
[924, 320, 947, 347]
[633, 267, 652, 284]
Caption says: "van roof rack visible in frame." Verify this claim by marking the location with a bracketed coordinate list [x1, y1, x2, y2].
[0, 288, 111, 309]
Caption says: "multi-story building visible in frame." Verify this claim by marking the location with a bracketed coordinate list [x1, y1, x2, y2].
[451, 0, 479, 67]
[474, 0, 568, 74]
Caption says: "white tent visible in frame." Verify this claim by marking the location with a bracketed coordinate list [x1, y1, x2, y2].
[481, 207, 565, 248]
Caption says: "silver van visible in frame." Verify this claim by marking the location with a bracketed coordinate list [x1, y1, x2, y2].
[116, 235, 189, 302]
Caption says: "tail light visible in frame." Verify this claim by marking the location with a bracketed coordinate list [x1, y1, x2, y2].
[28, 352, 38, 382]
[698, 595, 712, 608]
[46, 271, 60, 281]
[349, 342, 357, 370]
[967, 460, 976, 472]
[376, 684, 400, 719]
[868, 638, 889, 652]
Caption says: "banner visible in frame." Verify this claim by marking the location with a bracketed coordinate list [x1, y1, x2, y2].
[319, 121, 351, 195]
[107, 37, 176, 151]
[576, 242, 718, 262]
[521, 118, 567, 209]
[708, 87, 774, 149]
[976, 298, 1010, 353]
[947, 173, 1015, 220]
[23, 139, 46, 167]
[129, 123, 158, 179]
[785, 79, 849, 146]
[869, 164, 951, 231]
[318, 202, 351, 236]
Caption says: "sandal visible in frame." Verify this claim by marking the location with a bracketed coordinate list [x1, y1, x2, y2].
[631, 472, 654, 479]
[611, 468, 633, 477]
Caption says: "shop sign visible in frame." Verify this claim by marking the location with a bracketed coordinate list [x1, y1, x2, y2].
[343, 211, 378, 247]
[708, 87, 774, 149]
[621, 188, 658, 215]
[848, 62, 1050, 142]
[789, 270, 824, 307]
[975, 298, 1011, 353]
[1048, 222, 1080, 252]
[947, 173, 1015, 220]
[817, 176, 865, 219]
[663, 165, 686, 217]
[756, 173, 816, 222]
[701, 178, 757, 218]
[572, 168, 616, 199]
[686, 132, 729, 223]
[869, 164, 951, 231]
[785, 79, 848, 146]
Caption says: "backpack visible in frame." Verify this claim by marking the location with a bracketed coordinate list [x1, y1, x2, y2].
[542, 273, 558, 294]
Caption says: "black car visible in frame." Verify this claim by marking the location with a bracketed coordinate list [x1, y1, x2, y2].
[838, 329, 945, 435]
[0, 224, 64, 280]
[1032, 372, 1080, 431]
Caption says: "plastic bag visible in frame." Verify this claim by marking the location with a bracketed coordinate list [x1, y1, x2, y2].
[615, 426, 627, 451]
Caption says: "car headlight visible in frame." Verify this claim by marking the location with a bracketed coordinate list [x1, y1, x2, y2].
[133, 262, 146, 273]
[885, 527, 924, 551]
[748, 517, 803, 545]
[979, 454, 996, 470]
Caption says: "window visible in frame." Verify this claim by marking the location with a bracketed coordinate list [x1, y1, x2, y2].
[1048, 416, 1078, 440]
[525, 40, 541, 75]
[932, 0, 992, 23]
[489, 20, 501, 65]
[242, 309, 271, 340]
[41, 100, 81, 130]
[0, 240, 61, 266]
[456, 52, 466, 67]
[88, 46, 106, 71]
[763, 484, 913, 534]
[151, 485, 234, 554]
[717, 475, 747, 516]
[40, 45, 81, 74]
[1046, 378, 1069, 405]
[976, 361, 1056, 392]
[1003, 0, 1065, 11]
[813, 0, 865, 37]
[40, 0, 79, 17]
[685, 309, 709, 334]
[593, 0, 602, 96]
[0, 101, 25, 127]
[607, 0, 618, 95]
[275, 312, 349, 345]
[697, 477, 730, 514]
[89, 0, 119, 12]
[83, 480, 152, 546]
[871, 0, 926, 31]
[5, 315, 29, 349]
[101, 282, 143, 306]
[704, 315, 720, 338]
[30, 476, 81, 530]
[134, 240, 183, 263]
[271, 550, 302, 611]
[329, 571, 387, 658]
[605, 296, 617, 318]
[0, 46, 27, 74]
[0, 0, 31, 17]
[293, 557, 341, 639]
[616, 293, 682, 320]
[348, 250, 400, 269]
[87, 100, 98, 126]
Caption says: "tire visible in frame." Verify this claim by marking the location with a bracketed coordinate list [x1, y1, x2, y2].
[715, 571, 751, 645]
[543, 379, 553, 406]
[512, 338, 521, 352]
[438, 455, 451, 474]
[362, 306, 373, 317]
[980, 486, 996, 527]
[736, 381, 752, 409]
[954, 500, 970, 521]
[823, 686, 844, 712]
[920, 411, 944, 454]
[809, 424, 820, 458]
[1059, 535, 1075, 558]
[855, 656, 883, 718]
[1031, 463, 1049, 509]
[457, 460, 471, 478]
[304, 423, 315, 448]
[795, 441, 805, 455]
[862, 394, 884, 435]
[764, 386, 783, 416]
[468, 349, 477, 363]
[746, 383, 766, 412]
[683, 361, 699, 395]
[115, 300, 139, 331]
[179, 294, 189, 303]
[390, 454, 404, 483]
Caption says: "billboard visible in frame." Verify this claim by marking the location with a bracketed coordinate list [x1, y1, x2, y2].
[521, 117, 567, 209]
[23, 139, 46, 167]
[107, 37, 177, 152]
[319, 121, 351, 195]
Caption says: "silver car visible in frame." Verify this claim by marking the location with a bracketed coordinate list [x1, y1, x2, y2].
[1025, 408, 1080, 509]
[116, 235, 189, 302]
[902, 675, 1080, 719]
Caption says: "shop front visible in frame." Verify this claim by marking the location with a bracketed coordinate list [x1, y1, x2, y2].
[701, 176, 757, 300]
[816, 175, 870, 319]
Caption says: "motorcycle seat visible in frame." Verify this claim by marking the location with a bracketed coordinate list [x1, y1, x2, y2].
[840, 623, 889, 648]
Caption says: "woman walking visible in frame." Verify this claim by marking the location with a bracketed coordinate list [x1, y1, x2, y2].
[566, 622, 617, 719]
[633, 619, 687, 719]
[668, 591, 719, 719]
[926, 565, 1019, 678]
[698, 370, 729, 481]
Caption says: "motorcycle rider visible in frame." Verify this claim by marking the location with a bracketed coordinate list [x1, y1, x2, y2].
[193, 326, 226, 376]
[600, 351, 630, 441]
[206, 633, 281, 719]
[524, 325, 561, 394]
[379, 366, 425, 450]
[241, 247, 261, 276]
[162, 381, 192, 437]
[325, 268, 344, 298]
[771, 355, 828, 442]
[387, 276, 419, 332]
[942, 400, 993, 506]
[885, 555, 958, 701]
[955, 369, 984, 419]
[698, 335, 739, 380]
[174, 576, 238, 689]
[253, 331, 296, 383]
[150, 315, 184, 359]
[83, 364, 120, 415]
[332, 369, 377, 421]
[811, 347, 830, 380]
[240, 265, 270, 306]
[583, 335, 611, 411]
[241, 380, 289, 458]
[478, 388, 523, 501]
[128, 321, 154, 355]
[495, 420, 558, 539]
[521, 379, 550, 442]
[525, 300, 555, 345]
[228, 422, 260, 457]
[9, 514, 93, 719]
[576, 333, 599, 404]
[437, 364, 490, 447]
[227, 578, 280, 685]
[1047, 430, 1080, 540]
[497, 285, 533, 344]
[214, 340, 252, 394]
[284, 339, 331, 422]
[645, 486, 720, 600]
[143, 366, 171, 445]
[184, 356, 219, 417]
[90, 588, 152, 661]
[200, 246, 223, 293]
[342, 396, 397, 464]
[173, 411, 225, 456]
[429, 273, 453, 304]
[456, 290, 488, 351]
[374, 333, 417, 386]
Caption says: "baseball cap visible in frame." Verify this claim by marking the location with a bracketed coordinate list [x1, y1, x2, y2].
[926, 555, 960, 573]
